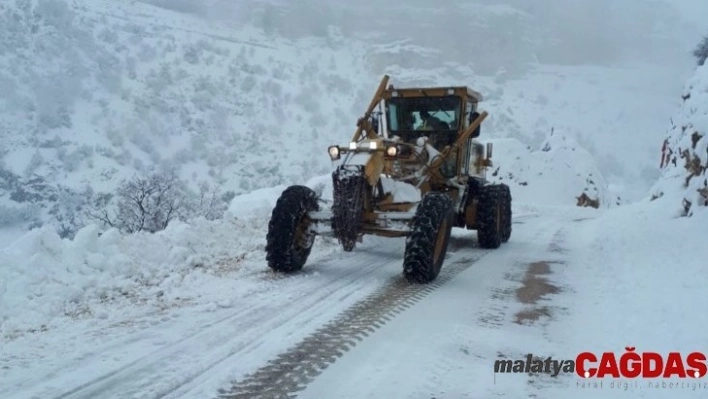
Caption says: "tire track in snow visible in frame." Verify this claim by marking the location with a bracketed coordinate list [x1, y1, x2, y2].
[217, 252, 490, 399]
[48, 250, 401, 399]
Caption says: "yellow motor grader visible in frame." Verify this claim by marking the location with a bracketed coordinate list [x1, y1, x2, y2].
[265, 75, 511, 283]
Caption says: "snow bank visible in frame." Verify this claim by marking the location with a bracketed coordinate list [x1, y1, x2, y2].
[0, 218, 242, 335]
[549, 195, 708, 387]
[226, 173, 338, 218]
[0, 211, 343, 337]
[0, 175, 351, 337]
[228, 185, 288, 220]
[651, 63, 708, 216]
[483, 134, 619, 208]
[305, 174, 335, 202]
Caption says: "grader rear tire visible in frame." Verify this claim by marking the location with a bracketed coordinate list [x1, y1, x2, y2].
[477, 185, 503, 249]
[403, 192, 454, 284]
[265, 185, 320, 273]
[500, 183, 512, 243]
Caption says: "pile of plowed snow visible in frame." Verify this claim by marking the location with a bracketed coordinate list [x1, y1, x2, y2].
[483, 134, 620, 208]
[0, 176, 341, 338]
[651, 62, 708, 217]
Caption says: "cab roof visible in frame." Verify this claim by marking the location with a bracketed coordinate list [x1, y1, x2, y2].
[382, 85, 483, 102]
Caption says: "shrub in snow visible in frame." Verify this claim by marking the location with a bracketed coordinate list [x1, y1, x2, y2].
[114, 149, 133, 166]
[0, 168, 20, 193]
[694, 35, 708, 67]
[9, 175, 55, 204]
[23, 150, 44, 177]
[62, 145, 93, 173]
[88, 171, 232, 233]
[38, 135, 67, 149]
[652, 62, 708, 216]
[183, 44, 201, 65]
[97, 27, 119, 44]
[192, 182, 231, 221]
[49, 185, 92, 239]
[88, 171, 190, 233]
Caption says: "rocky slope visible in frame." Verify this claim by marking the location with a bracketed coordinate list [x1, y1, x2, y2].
[651, 62, 708, 216]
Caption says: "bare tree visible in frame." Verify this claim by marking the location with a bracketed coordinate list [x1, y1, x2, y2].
[87, 171, 234, 233]
[193, 181, 230, 221]
[88, 171, 189, 233]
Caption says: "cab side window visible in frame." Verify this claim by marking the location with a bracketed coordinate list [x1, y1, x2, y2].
[464, 102, 474, 129]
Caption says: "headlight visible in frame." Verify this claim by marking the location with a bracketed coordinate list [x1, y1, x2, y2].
[349, 142, 357, 150]
[328, 145, 341, 160]
[385, 145, 398, 158]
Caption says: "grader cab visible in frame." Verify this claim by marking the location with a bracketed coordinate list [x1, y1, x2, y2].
[265, 75, 512, 283]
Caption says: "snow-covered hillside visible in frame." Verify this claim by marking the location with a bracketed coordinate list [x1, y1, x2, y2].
[0, 0, 372, 237]
[651, 62, 708, 216]
[0, 0, 698, 243]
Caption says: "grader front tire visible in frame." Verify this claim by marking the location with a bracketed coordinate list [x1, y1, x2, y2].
[403, 192, 454, 284]
[265, 185, 320, 273]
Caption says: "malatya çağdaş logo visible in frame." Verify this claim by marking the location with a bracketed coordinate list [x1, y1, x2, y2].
[494, 348, 707, 379]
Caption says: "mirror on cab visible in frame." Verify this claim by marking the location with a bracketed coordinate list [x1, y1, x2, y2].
[469, 111, 481, 138]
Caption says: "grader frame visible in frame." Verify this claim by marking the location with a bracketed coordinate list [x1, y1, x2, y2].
[265, 75, 512, 283]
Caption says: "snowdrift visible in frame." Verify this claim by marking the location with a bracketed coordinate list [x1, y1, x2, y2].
[651, 62, 708, 216]
[482, 134, 619, 209]
[0, 178, 340, 338]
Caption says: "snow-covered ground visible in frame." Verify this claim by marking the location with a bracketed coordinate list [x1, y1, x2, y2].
[3, 192, 705, 398]
[295, 200, 708, 399]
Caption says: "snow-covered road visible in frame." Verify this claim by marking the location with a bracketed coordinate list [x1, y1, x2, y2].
[3, 202, 706, 399]
[3, 242, 402, 398]
[0, 207, 550, 399]
[292, 211, 566, 399]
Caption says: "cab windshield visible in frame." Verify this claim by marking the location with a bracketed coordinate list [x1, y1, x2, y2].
[386, 96, 462, 133]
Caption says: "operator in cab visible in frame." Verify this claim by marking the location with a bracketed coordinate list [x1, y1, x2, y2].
[417, 110, 447, 130]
